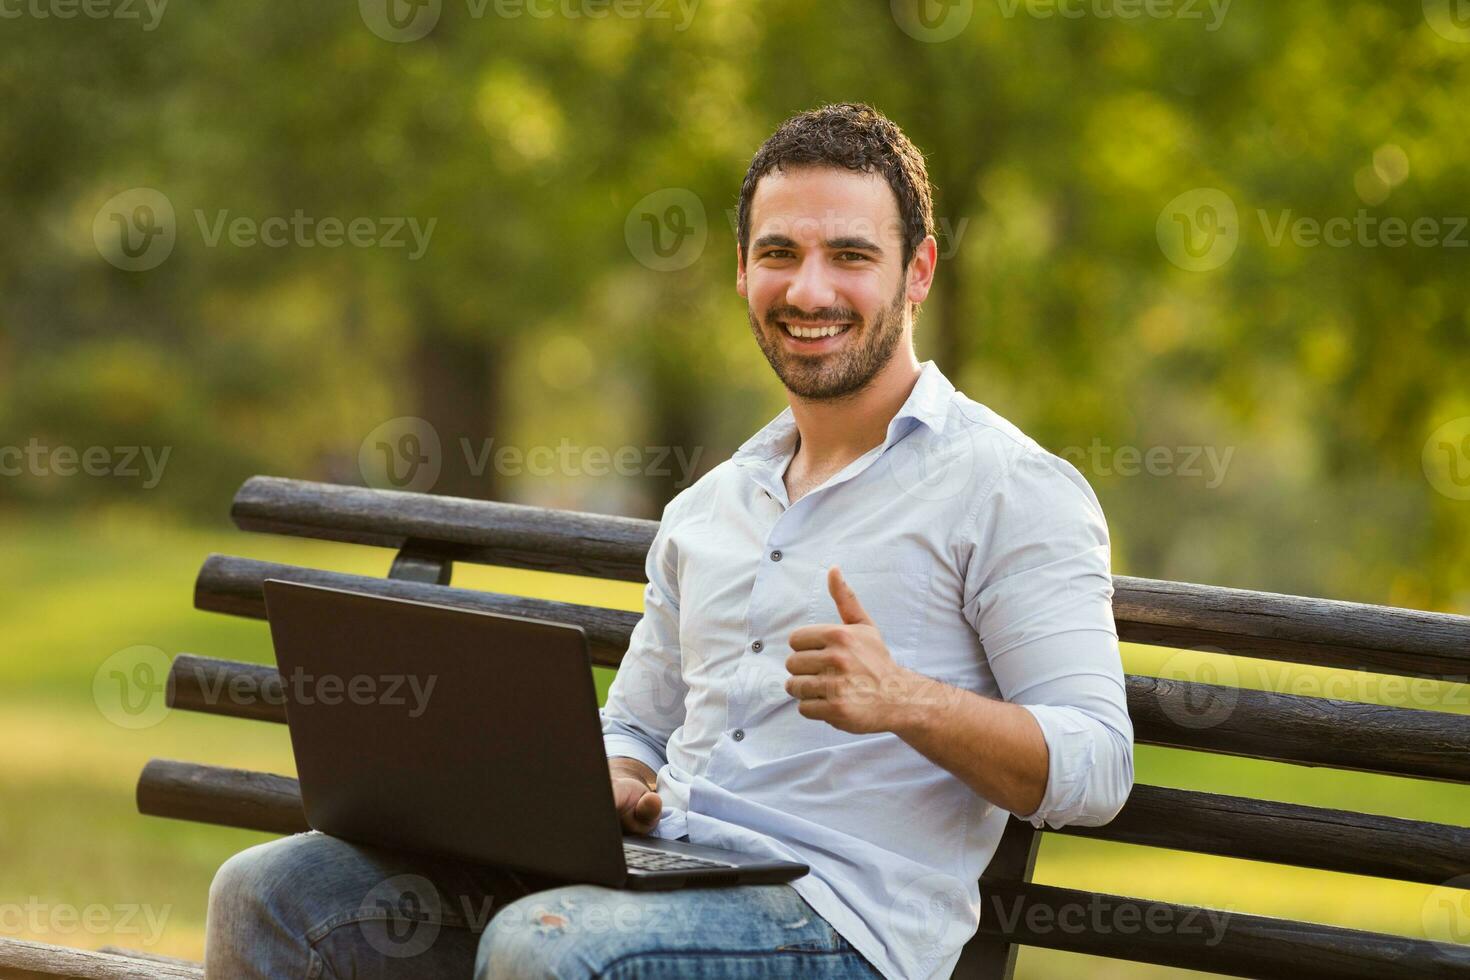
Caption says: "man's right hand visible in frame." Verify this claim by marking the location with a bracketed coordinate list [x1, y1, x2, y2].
[609, 757, 662, 835]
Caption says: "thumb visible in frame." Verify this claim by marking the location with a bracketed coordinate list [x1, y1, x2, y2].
[829, 566, 874, 626]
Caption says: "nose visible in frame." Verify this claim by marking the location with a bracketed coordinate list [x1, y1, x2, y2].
[784, 254, 838, 313]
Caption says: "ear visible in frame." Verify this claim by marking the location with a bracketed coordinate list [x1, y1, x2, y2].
[736, 242, 748, 298]
[905, 235, 938, 306]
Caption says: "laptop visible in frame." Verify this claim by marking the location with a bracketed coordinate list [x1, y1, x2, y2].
[261, 578, 809, 890]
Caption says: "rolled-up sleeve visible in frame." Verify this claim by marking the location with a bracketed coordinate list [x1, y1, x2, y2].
[600, 496, 689, 775]
[962, 448, 1134, 828]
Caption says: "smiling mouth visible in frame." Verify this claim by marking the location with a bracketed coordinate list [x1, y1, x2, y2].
[778, 320, 854, 340]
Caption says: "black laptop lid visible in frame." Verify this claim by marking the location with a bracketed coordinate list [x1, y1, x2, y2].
[262, 579, 627, 886]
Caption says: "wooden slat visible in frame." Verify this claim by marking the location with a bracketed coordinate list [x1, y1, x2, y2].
[974, 879, 1470, 979]
[186, 557, 1470, 783]
[194, 555, 639, 668]
[1051, 785, 1470, 886]
[167, 648, 1470, 784]
[232, 475, 655, 583]
[136, 759, 309, 836]
[226, 477, 1470, 679]
[0, 938, 202, 980]
[134, 760, 1470, 888]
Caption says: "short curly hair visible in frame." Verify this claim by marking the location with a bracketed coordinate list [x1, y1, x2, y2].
[737, 103, 935, 270]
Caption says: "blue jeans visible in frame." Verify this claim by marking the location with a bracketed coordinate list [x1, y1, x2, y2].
[205, 831, 882, 978]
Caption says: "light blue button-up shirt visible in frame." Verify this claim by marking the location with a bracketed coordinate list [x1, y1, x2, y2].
[601, 360, 1134, 980]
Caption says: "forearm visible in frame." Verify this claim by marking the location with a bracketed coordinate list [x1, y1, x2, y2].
[887, 670, 1049, 816]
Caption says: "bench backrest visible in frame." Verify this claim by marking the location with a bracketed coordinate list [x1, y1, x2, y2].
[138, 476, 1470, 978]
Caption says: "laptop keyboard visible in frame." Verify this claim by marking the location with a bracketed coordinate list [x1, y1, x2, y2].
[623, 842, 735, 873]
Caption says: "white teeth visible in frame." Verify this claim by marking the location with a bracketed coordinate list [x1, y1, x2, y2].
[783, 323, 850, 339]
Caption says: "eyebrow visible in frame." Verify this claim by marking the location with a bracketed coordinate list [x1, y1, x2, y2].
[751, 233, 885, 254]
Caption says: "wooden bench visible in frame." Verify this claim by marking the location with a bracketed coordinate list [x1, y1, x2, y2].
[99, 475, 1470, 977]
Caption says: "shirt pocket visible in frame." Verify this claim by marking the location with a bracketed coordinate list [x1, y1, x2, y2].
[805, 549, 934, 668]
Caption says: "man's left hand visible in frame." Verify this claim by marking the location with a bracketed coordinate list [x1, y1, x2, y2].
[785, 566, 928, 734]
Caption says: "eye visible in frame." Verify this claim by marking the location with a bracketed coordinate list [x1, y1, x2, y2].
[762, 248, 795, 260]
[837, 251, 870, 262]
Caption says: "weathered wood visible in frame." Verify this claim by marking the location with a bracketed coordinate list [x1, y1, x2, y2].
[1054, 785, 1470, 885]
[136, 759, 310, 836]
[175, 578, 1470, 785]
[224, 476, 1470, 678]
[193, 555, 639, 667]
[1126, 674, 1470, 784]
[956, 819, 1041, 979]
[974, 878, 1470, 978]
[232, 475, 655, 582]
[135, 760, 1470, 888]
[0, 938, 202, 980]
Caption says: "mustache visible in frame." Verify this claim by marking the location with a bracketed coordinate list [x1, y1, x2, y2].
[765, 306, 862, 325]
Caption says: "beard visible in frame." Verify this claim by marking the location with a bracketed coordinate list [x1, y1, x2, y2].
[747, 279, 909, 401]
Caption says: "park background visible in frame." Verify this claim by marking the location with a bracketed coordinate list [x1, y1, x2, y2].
[2, 1, 1469, 975]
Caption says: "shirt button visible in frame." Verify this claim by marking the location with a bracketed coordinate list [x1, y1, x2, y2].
[750, 639, 764, 653]
[732, 729, 745, 741]
[770, 549, 783, 562]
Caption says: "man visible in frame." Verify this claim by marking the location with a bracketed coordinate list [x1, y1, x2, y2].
[205, 103, 1132, 980]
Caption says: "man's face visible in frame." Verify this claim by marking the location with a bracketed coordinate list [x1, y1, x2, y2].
[738, 166, 920, 400]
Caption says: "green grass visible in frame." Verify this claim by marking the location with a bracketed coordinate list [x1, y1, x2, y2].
[1, 506, 1466, 976]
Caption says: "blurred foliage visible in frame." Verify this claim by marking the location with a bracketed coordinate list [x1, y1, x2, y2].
[1, 0, 1468, 610]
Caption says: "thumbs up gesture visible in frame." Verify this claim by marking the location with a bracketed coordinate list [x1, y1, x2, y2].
[785, 566, 922, 735]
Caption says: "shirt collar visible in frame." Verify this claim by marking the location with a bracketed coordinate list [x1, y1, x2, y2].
[732, 360, 956, 471]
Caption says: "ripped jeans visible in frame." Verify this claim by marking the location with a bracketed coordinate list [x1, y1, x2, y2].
[205, 831, 883, 979]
